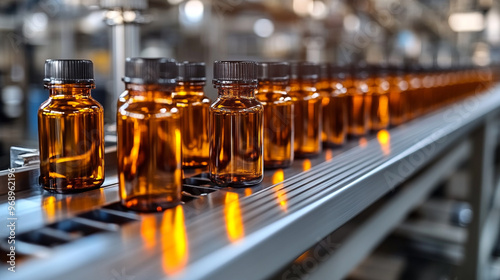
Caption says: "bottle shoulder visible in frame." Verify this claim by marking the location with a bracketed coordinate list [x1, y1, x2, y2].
[173, 94, 211, 105]
[255, 91, 293, 105]
[39, 97, 103, 115]
[210, 98, 263, 112]
[288, 89, 321, 100]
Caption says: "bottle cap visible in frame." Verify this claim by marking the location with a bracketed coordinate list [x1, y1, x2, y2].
[178, 62, 206, 82]
[257, 62, 289, 81]
[123, 57, 177, 85]
[289, 62, 319, 81]
[213, 61, 257, 84]
[44, 59, 94, 85]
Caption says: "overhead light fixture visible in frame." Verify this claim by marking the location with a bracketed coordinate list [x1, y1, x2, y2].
[449, 12, 485, 32]
[253, 18, 274, 38]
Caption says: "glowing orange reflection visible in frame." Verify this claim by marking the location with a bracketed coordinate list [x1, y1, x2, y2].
[244, 188, 252, 197]
[303, 159, 311, 171]
[141, 215, 157, 249]
[377, 129, 391, 156]
[42, 195, 57, 220]
[359, 137, 368, 148]
[325, 149, 333, 161]
[224, 192, 245, 242]
[42, 190, 105, 222]
[272, 170, 288, 213]
[294, 251, 309, 263]
[161, 205, 189, 275]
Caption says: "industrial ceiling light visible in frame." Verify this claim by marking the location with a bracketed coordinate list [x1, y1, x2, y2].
[448, 12, 485, 32]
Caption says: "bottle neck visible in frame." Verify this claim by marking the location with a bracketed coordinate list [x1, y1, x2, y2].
[124, 83, 175, 101]
[289, 79, 317, 92]
[174, 81, 206, 96]
[46, 83, 94, 98]
[256, 80, 288, 94]
[215, 83, 257, 98]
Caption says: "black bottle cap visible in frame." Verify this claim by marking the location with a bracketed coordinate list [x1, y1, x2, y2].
[44, 59, 94, 85]
[123, 57, 177, 85]
[178, 61, 206, 82]
[213, 61, 257, 84]
[257, 62, 290, 82]
[289, 62, 319, 81]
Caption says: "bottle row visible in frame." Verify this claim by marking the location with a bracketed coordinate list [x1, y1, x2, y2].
[37, 59, 495, 211]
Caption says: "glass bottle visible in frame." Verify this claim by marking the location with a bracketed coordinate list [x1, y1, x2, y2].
[368, 64, 390, 131]
[347, 64, 369, 137]
[117, 58, 181, 211]
[288, 62, 322, 157]
[255, 62, 294, 168]
[38, 59, 104, 193]
[388, 65, 408, 126]
[173, 62, 211, 168]
[317, 63, 348, 147]
[210, 61, 263, 187]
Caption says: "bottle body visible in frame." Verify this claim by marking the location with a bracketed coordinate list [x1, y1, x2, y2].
[347, 80, 368, 137]
[318, 79, 347, 147]
[38, 85, 105, 192]
[368, 77, 390, 131]
[173, 83, 211, 168]
[388, 74, 408, 126]
[289, 80, 322, 157]
[209, 86, 263, 187]
[117, 87, 182, 211]
[255, 81, 294, 168]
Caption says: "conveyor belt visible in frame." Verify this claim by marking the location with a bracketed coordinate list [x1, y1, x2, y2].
[1, 86, 500, 280]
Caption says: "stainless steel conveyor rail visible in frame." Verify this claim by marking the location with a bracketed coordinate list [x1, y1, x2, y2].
[1, 86, 500, 280]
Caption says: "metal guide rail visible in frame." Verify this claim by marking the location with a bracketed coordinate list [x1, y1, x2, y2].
[1, 86, 500, 280]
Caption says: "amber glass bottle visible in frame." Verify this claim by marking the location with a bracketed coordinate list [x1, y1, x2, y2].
[174, 62, 211, 168]
[368, 65, 390, 131]
[38, 59, 104, 193]
[347, 65, 369, 137]
[404, 65, 422, 120]
[117, 58, 181, 211]
[256, 62, 294, 168]
[289, 62, 322, 157]
[210, 61, 263, 187]
[317, 63, 348, 146]
[388, 65, 408, 126]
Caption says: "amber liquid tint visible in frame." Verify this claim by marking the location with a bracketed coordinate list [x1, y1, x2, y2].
[318, 79, 348, 146]
[388, 75, 408, 126]
[256, 81, 294, 168]
[347, 80, 368, 137]
[173, 82, 211, 168]
[210, 85, 263, 187]
[289, 80, 322, 157]
[117, 86, 182, 211]
[369, 77, 390, 130]
[38, 84, 104, 193]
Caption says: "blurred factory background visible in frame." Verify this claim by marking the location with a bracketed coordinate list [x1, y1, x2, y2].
[0, 0, 499, 162]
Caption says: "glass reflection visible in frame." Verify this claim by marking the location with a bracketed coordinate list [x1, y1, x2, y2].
[377, 129, 391, 156]
[324, 149, 333, 161]
[358, 137, 368, 148]
[244, 188, 253, 197]
[140, 215, 157, 249]
[161, 205, 189, 275]
[272, 169, 288, 213]
[224, 192, 245, 242]
[302, 159, 311, 171]
[41, 189, 106, 221]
